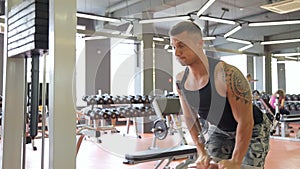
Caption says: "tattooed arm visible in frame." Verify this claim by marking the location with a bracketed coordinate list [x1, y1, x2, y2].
[216, 62, 254, 169]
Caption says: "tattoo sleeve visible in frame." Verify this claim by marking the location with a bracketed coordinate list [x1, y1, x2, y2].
[223, 63, 252, 104]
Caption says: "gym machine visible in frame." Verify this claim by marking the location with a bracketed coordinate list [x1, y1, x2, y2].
[6, 0, 49, 168]
[123, 97, 196, 169]
[150, 96, 187, 149]
[123, 96, 219, 169]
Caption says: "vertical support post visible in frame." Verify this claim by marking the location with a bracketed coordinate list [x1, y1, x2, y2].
[1, 0, 25, 168]
[264, 37, 272, 94]
[48, 0, 76, 168]
[247, 55, 254, 90]
[277, 63, 286, 91]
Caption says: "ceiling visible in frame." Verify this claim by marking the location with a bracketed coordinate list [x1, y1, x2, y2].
[77, 0, 300, 59]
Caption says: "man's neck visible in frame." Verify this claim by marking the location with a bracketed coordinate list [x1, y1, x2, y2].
[188, 54, 209, 80]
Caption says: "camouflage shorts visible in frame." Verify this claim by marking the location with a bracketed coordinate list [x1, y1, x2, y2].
[205, 113, 271, 168]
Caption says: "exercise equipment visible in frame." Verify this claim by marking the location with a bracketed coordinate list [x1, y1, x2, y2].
[7, 0, 50, 168]
[151, 97, 187, 148]
[152, 120, 168, 140]
[123, 145, 197, 169]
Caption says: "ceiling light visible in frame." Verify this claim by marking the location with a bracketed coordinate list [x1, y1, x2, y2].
[202, 36, 216, 40]
[167, 49, 174, 53]
[199, 16, 236, 25]
[224, 25, 242, 38]
[76, 12, 122, 23]
[139, 15, 190, 24]
[248, 20, 300, 26]
[164, 44, 170, 50]
[238, 44, 253, 51]
[226, 37, 252, 45]
[272, 53, 300, 57]
[197, 0, 216, 16]
[153, 37, 164, 42]
[260, 0, 300, 14]
[76, 25, 86, 30]
[260, 38, 300, 45]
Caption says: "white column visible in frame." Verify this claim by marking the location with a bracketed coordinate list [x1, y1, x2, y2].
[1, 0, 25, 169]
[48, 0, 76, 168]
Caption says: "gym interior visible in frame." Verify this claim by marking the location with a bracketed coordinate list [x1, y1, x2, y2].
[0, 0, 300, 169]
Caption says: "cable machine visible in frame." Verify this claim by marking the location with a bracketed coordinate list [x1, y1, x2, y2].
[6, 0, 49, 168]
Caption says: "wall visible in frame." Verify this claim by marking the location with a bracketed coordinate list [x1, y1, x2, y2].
[85, 38, 111, 95]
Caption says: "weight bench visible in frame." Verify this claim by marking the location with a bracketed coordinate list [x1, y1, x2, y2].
[123, 145, 197, 169]
[280, 114, 300, 137]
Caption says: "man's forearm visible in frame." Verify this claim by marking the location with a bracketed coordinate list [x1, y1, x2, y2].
[231, 121, 253, 164]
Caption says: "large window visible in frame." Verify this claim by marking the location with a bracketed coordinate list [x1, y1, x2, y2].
[110, 38, 138, 95]
[221, 54, 247, 76]
[284, 61, 300, 94]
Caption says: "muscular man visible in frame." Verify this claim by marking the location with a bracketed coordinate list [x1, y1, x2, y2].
[169, 21, 271, 169]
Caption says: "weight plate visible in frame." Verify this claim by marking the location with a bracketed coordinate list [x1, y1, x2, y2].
[153, 120, 168, 140]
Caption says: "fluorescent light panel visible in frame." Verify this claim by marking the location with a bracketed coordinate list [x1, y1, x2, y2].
[76, 25, 86, 30]
[199, 16, 236, 25]
[197, 0, 216, 16]
[224, 25, 242, 38]
[238, 44, 253, 51]
[153, 37, 164, 42]
[202, 36, 216, 40]
[76, 12, 121, 23]
[139, 15, 190, 24]
[272, 53, 300, 57]
[261, 38, 300, 45]
[226, 37, 252, 45]
[249, 20, 300, 27]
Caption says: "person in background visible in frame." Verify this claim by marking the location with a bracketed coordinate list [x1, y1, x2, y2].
[169, 21, 271, 169]
[269, 89, 290, 115]
[246, 74, 258, 83]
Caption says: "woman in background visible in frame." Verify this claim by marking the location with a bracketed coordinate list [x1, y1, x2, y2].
[269, 89, 290, 115]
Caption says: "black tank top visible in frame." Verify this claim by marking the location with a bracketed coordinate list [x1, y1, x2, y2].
[179, 58, 238, 131]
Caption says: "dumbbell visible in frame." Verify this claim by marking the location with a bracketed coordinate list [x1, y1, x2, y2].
[83, 109, 93, 116]
[296, 103, 300, 111]
[117, 107, 126, 118]
[109, 108, 119, 119]
[285, 94, 292, 101]
[90, 109, 101, 119]
[292, 94, 298, 101]
[96, 95, 105, 104]
[82, 95, 96, 105]
[130, 107, 140, 117]
[290, 103, 296, 111]
[139, 106, 147, 117]
[103, 94, 114, 104]
[112, 95, 121, 104]
[119, 96, 131, 104]
[82, 95, 89, 102]
[149, 107, 156, 116]
[134, 95, 143, 103]
[87, 95, 99, 105]
[142, 95, 152, 104]
[100, 109, 111, 119]
[124, 107, 134, 117]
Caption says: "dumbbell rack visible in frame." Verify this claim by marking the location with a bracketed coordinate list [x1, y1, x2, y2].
[79, 94, 155, 142]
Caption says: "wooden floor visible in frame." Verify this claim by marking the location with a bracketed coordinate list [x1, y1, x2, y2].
[2, 123, 300, 169]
